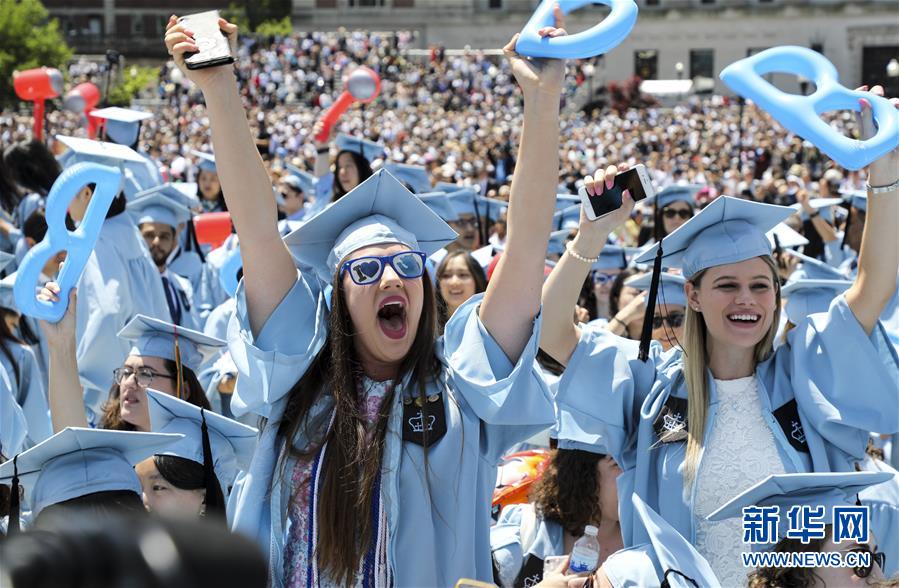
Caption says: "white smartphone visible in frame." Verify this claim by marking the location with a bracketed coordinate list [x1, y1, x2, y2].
[579, 164, 655, 221]
[178, 10, 235, 70]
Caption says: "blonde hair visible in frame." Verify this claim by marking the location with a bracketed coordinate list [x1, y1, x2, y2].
[681, 256, 781, 485]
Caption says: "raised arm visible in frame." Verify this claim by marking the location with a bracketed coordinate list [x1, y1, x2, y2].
[540, 167, 634, 365]
[165, 16, 296, 336]
[479, 9, 566, 363]
[38, 285, 89, 431]
[844, 86, 899, 334]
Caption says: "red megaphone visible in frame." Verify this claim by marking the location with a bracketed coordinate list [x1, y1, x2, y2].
[315, 66, 381, 143]
[193, 212, 233, 250]
[13, 67, 64, 141]
[63, 83, 102, 138]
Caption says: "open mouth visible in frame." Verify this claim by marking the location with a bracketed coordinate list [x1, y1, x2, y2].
[377, 297, 407, 340]
[727, 313, 761, 327]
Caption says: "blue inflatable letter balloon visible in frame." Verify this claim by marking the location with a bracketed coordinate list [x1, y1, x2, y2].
[14, 162, 122, 322]
[515, 0, 638, 60]
[720, 46, 899, 170]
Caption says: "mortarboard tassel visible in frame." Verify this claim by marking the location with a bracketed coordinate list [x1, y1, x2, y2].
[173, 326, 183, 401]
[638, 242, 664, 362]
[8, 455, 20, 534]
[200, 409, 223, 515]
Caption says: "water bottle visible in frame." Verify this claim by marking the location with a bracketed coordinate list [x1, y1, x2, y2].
[568, 525, 601, 574]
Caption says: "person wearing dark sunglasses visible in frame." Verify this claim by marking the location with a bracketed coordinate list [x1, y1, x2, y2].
[165, 11, 567, 586]
[651, 185, 700, 242]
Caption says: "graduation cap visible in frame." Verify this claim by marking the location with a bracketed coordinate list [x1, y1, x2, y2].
[335, 134, 386, 164]
[285, 164, 319, 195]
[444, 187, 480, 217]
[592, 244, 636, 272]
[0, 250, 14, 275]
[0, 428, 182, 530]
[191, 150, 217, 174]
[555, 194, 581, 210]
[283, 169, 457, 284]
[781, 249, 848, 281]
[55, 135, 144, 199]
[417, 192, 458, 223]
[147, 390, 257, 513]
[625, 271, 688, 309]
[841, 189, 868, 213]
[434, 181, 461, 193]
[171, 182, 202, 209]
[0, 271, 18, 310]
[90, 106, 152, 147]
[547, 229, 573, 257]
[633, 197, 794, 360]
[781, 278, 854, 324]
[767, 222, 810, 250]
[117, 314, 227, 400]
[127, 190, 193, 229]
[476, 195, 509, 222]
[707, 471, 894, 547]
[552, 204, 582, 231]
[649, 185, 702, 209]
[383, 162, 431, 194]
[790, 197, 843, 223]
[631, 494, 722, 588]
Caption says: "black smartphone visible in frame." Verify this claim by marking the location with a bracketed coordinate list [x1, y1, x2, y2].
[178, 10, 235, 70]
[578, 164, 655, 221]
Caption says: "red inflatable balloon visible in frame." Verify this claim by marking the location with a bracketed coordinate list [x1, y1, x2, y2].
[13, 67, 63, 140]
[315, 66, 381, 143]
[193, 212, 233, 250]
[63, 83, 102, 138]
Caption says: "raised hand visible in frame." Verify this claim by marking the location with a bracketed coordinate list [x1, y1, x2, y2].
[503, 3, 567, 99]
[164, 15, 238, 93]
[38, 281, 77, 347]
[576, 164, 635, 251]
[858, 85, 899, 189]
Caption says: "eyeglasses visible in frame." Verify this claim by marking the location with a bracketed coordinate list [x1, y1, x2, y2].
[454, 217, 478, 229]
[340, 251, 427, 286]
[852, 547, 886, 579]
[662, 208, 694, 220]
[593, 272, 619, 285]
[113, 366, 175, 388]
[652, 312, 685, 330]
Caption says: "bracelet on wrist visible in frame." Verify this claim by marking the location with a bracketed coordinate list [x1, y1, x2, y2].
[610, 316, 626, 329]
[867, 177, 899, 194]
[565, 241, 600, 264]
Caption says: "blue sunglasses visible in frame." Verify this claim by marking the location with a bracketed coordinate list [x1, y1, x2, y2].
[341, 251, 427, 285]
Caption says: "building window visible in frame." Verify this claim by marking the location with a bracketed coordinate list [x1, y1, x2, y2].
[700, 0, 715, 4]
[689, 49, 714, 80]
[488, 0, 502, 8]
[131, 16, 144, 36]
[635, 50, 658, 80]
[349, 0, 385, 5]
[645, 0, 660, 5]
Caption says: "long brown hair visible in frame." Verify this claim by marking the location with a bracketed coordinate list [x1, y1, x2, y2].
[278, 268, 441, 585]
[435, 250, 487, 333]
[531, 448, 603, 536]
[101, 359, 211, 431]
[681, 255, 781, 485]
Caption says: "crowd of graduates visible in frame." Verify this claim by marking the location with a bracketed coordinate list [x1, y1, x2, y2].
[0, 11, 897, 588]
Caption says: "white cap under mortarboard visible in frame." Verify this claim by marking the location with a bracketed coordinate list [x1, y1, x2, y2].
[708, 471, 894, 547]
[625, 271, 688, 309]
[383, 162, 432, 194]
[147, 390, 257, 508]
[118, 314, 226, 373]
[90, 106, 153, 147]
[284, 169, 458, 285]
[633, 196, 794, 360]
[417, 192, 458, 223]
[335, 134, 386, 164]
[0, 428, 182, 523]
[127, 190, 193, 229]
[782, 278, 854, 324]
[192, 150, 217, 174]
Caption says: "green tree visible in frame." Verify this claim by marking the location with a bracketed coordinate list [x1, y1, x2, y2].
[0, 0, 72, 105]
[224, 0, 291, 33]
[106, 65, 159, 107]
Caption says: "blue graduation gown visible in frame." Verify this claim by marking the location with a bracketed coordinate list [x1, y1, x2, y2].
[75, 213, 171, 420]
[0, 364, 27, 459]
[225, 272, 554, 587]
[555, 294, 899, 549]
[491, 504, 565, 588]
[160, 268, 200, 332]
[859, 457, 899, 578]
[0, 341, 51, 448]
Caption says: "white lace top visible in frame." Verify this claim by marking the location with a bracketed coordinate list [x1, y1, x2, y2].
[693, 376, 787, 587]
